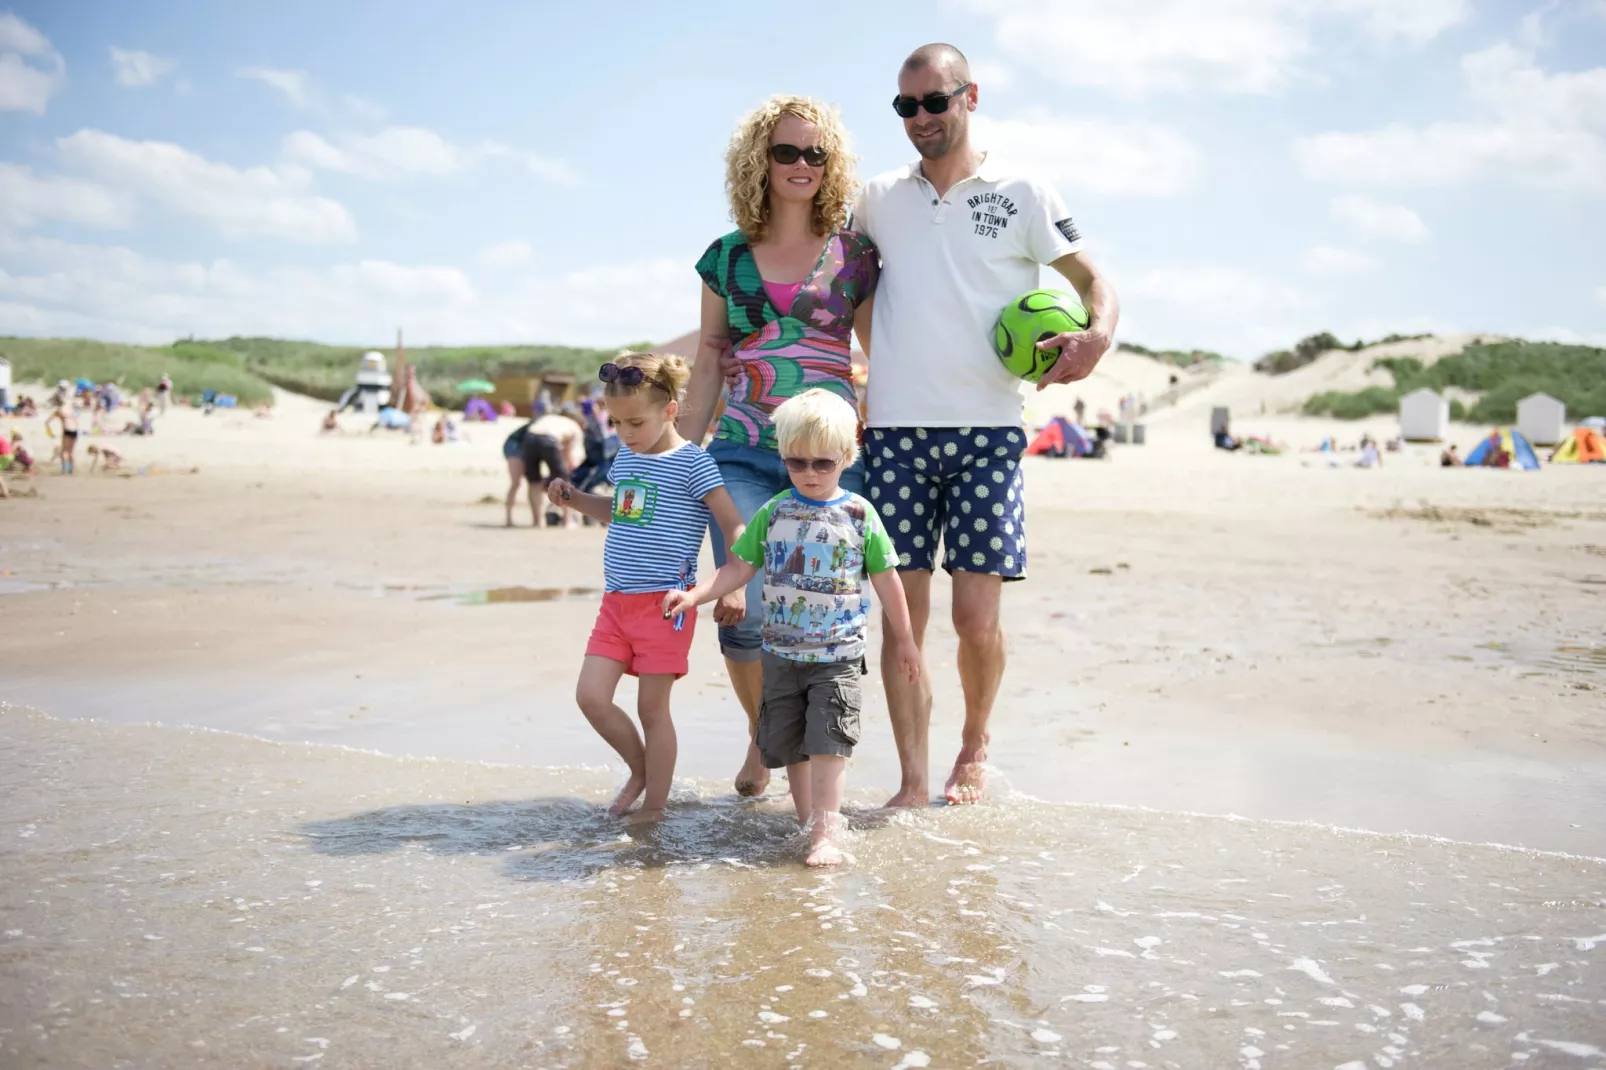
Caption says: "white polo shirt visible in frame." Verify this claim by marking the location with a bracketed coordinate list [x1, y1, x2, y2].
[854, 154, 1083, 428]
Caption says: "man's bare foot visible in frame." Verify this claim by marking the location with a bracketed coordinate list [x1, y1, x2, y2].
[734, 744, 770, 797]
[608, 774, 647, 816]
[943, 756, 987, 806]
[882, 784, 930, 809]
[621, 807, 665, 827]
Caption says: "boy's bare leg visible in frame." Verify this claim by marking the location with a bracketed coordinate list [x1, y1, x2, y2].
[946, 571, 1005, 805]
[805, 755, 848, 867]
[726, 658, 769, 796]
[786, 761, 812, 822]
[630, 673, 678, 824]
[882, 569, 933, 808]
[574, 656, 647, 815]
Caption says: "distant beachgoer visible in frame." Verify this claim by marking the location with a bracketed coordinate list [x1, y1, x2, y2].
[431, 414, 448, 445]
[543, 352, 742, 825]
[1356, 442, 1382, 468]
[502, 419, 533, 527]
[45, 405, 79, 474]
[9, 431, 36, 474]
[321, 409, 339, 435]
[86, 444, 122, 473]
[1073, 397, 1086, 426]
[156, 374, 172, 415]
[528, 411, 585, 527]
[571, 398, 616, 494]
[1440, 445, 1460, 467]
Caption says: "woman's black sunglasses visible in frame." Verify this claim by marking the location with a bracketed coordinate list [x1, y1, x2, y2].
[782, 455, 843, 474]
[891, 83, 972, 119]
[599, 362, 672, 395]
[770, 143, 829, 167]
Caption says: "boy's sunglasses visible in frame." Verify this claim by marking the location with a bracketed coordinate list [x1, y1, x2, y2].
[891, 83, 972, 119]
[782, 455, 843, 474]
[598, 362, 672, 395]
[770, 143, 829, 167]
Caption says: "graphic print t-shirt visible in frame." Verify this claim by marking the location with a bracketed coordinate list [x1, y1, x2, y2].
[729, 490, 899, 664]
[601, 443, 723, 594]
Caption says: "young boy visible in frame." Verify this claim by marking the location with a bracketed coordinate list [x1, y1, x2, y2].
[664, 390, 921, 866]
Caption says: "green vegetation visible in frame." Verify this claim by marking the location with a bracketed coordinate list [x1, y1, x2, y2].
[1255, 331, 1434, 375]
[1, 337, 277, 407]
[1301, 340, 1606, 422]
[1118, 342, 1227, 368]
[193, 337, 622, 408]
[0, 335, 631, 410]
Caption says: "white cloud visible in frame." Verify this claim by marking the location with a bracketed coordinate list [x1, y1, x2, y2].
[477, 241, 533, 269]
[1295, 44, 1606, 192]
[0, 163, 135, 229]
[236, 66, 313, 108]
[1330, 194, 1428, 242]
[0, 234, 694, 348]
[968, 59, 1014, 91]
[1128, 263, 1308, 317]
[973, 112, 1201, 196]
[1301, 245, 1378, 276]
[110, 47, 174, 87]
[959, 0, 1468, 96]
[1595, 284, 1606, 306]
[0, 12, 65, 113]
[57, 130, 358, 244]
[285, 127, 582, 186]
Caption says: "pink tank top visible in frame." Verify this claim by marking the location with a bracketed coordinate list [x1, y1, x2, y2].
[763, 279, 803, 314]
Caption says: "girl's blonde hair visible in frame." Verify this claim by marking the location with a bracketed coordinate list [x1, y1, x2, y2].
[726, 95, 857, 242]
[772, 389, 859, 466]
[602, 351, 691, 406]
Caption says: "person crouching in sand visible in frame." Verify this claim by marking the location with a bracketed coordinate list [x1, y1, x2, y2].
[544, 353, 745, 825]
[664, 390, 921, 866]
[86, 444, 123, 473]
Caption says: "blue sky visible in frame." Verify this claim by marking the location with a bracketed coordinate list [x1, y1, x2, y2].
[1, 0, 1603, 357]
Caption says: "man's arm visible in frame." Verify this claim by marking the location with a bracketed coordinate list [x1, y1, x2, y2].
[852, 292, 874, 359]
[1033, 250, 1119, 391]
[676, 285, 728, 444]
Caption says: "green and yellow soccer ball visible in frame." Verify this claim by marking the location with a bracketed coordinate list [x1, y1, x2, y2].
[991, 289, 1089, 382]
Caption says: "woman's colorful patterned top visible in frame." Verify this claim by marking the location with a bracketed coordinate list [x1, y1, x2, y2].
[695, 229, 879, 451]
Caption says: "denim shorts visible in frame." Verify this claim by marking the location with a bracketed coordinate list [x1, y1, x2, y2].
[706, 437, 866, 663]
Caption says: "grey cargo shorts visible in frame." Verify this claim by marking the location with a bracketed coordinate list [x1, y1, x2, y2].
[756, 651, 863, 768]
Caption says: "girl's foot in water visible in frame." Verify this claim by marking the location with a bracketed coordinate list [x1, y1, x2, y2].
[805, 811, 851, 867]
[608, 773, 647, 816]
[622, 807, 665, 827]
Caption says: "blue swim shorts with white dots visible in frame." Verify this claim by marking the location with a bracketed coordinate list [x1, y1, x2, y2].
[863, 426, 1027, 579]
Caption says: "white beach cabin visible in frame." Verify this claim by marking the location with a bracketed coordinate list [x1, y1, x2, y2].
[1516, 392, 1566, 446]
[0, 353, 10, 411]
[1398, 387, 1449, 441]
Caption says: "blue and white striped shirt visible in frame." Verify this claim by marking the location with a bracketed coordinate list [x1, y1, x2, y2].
[602, 443, 724, 594]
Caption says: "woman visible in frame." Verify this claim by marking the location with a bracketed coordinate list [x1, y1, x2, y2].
[677, 95, 879, 798]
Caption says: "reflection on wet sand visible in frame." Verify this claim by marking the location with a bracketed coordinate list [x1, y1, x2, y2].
[3, 709, 1602, 1068]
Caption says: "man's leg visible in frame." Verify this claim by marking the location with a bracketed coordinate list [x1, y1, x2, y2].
[946, 571, 1005, 804]
[882, 568, 933, 807]
[726, 655, 767, 795]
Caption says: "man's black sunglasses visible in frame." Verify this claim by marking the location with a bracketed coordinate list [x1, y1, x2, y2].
[770, 143, 829, 167]
[892, 83, 972, 119]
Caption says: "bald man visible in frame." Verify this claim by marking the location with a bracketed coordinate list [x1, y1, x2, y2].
[854, 43, 1120, 807]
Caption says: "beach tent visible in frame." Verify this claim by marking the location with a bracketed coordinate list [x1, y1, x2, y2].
[1464, 428, 1540, 470]
[1399, 388, 1449, 441]
[1516, 393, 1566, 446]
[1026, 417, 1093, 458]
[1550, 426, 1606, 464]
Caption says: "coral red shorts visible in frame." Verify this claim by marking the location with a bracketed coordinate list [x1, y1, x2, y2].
[585, 591, 697, 678]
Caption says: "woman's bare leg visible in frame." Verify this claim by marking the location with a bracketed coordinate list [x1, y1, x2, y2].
[504, 457, 524, 526]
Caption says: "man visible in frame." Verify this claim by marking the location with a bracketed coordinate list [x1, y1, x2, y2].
[856, 43, 1117, 806]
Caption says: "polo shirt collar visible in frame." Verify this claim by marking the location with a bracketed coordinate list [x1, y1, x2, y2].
[905, 150, 1004, 186]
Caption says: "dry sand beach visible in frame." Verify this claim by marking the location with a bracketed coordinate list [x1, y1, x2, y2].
[3, 363, 1605, 1067]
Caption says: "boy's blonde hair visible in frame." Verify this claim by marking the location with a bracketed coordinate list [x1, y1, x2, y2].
[772, 389, 859, 465]
[603, 351, 691, 405]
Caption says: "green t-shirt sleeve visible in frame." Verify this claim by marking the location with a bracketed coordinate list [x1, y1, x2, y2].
[729, 497, 775, 569]
[861, 505, 901, 574]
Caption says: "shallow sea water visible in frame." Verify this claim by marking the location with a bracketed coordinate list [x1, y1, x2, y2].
[2, 707, 1603, 1069]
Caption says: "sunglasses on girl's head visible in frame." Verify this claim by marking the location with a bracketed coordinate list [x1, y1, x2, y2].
[782, 455, 843, 474]
[598, 362, 671, 394]
[769, 143, 830, 167]
[891, 83, 972, 119]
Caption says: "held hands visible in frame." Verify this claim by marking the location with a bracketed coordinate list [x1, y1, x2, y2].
[545, 478, 575, 507]
[895, 637, 923, 684]
[712, 589, 746, 627]
[1034, 329, 1113, 391]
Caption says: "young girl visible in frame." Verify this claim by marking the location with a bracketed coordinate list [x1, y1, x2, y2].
[546, 353, 745, 825]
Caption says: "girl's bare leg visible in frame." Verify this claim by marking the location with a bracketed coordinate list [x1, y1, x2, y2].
[574, 656, 647, 815]
[805, 755, 848, 867]
[504, 457, 524, 526]
[629, 673, 678, 824]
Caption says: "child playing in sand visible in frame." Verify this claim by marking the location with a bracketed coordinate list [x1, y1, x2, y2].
[86, 444, 123, 473]
[544, 353, 745, 825]
[663, 390, 921, 867]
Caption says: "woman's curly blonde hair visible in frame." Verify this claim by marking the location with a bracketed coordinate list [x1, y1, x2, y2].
[726, 95, 857, 242]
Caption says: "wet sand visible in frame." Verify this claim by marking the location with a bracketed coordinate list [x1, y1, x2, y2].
[3, 393, 1606, 1065]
